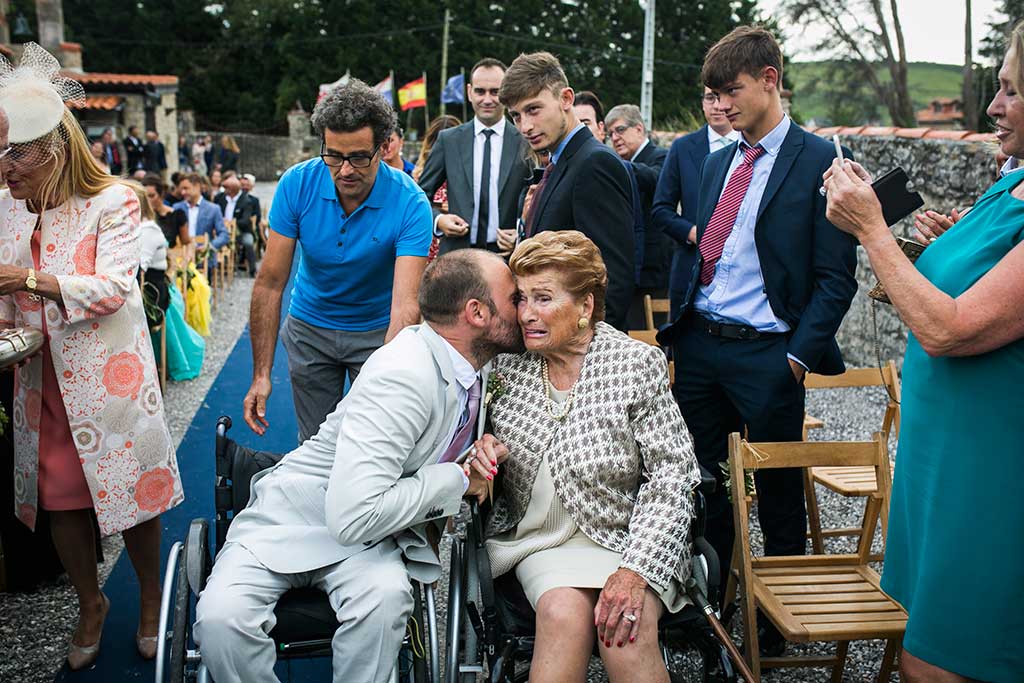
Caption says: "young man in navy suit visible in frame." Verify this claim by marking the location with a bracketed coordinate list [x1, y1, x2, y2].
[652, 87, 739, 314]
[657, 27, 857, 653]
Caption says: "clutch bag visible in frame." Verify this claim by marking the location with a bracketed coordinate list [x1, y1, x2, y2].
[0, 327, 45, 369]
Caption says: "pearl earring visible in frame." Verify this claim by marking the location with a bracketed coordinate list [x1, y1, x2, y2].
[577, 317, 589, 330]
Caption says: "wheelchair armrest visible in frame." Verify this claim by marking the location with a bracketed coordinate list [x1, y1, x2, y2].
[697, 464, 717, 495]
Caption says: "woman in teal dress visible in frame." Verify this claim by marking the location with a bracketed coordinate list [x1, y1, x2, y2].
[823, 22, 1024, 682]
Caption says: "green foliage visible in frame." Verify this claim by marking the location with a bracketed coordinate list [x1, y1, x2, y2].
[789, 61, 964, 126]
[60, 0, 765, 133]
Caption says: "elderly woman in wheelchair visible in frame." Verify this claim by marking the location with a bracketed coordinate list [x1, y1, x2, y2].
[464, 233, 702, 682]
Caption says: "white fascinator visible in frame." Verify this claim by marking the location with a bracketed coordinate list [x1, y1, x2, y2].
[0, 42, 86, 145]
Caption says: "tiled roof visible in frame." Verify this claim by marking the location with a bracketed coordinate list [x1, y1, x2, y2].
[69, 95, 125, 111]
[917, 109, 964, 123]
[62, 71, 179, 88]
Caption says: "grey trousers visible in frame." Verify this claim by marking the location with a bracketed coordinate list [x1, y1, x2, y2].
[194, 540, 413, 683]
[281, 315, 387, 443]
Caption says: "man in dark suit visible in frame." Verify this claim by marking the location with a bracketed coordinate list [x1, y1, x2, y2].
[418, 58, 531, 256]
[652, 87, 739, 315]
[656, 27, 857, 651]
[143, 130, 168, 176]
[99, 127, 122, 175]
[215, 174, 259, 275]
[123, 125, 145, 175]
[606, 103, 669, 328]
[499, 52, 635, 330]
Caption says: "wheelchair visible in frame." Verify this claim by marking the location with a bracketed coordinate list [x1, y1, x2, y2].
[155, 416, 441, 683]
[444, 474, 738, 683]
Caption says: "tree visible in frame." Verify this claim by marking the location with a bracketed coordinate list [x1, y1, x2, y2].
[779, 0, 916, 127]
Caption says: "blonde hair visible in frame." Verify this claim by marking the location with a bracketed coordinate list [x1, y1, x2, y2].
[1009, 20, 1024, 104]
[221, 135, 240, 153]
[34, 108, 121, 210]
[134, 183, 154, 221]
[509, 230, 607, 324]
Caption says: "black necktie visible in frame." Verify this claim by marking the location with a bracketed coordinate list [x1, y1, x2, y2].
[476, 129, 495, 249]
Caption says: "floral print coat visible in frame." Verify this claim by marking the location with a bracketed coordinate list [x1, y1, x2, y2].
[0, 184, 184, 536]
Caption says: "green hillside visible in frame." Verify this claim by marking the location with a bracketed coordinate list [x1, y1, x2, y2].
[788, 61, 963, 126]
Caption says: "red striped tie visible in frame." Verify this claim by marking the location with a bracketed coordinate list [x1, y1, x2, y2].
[698, 144, 766, 285]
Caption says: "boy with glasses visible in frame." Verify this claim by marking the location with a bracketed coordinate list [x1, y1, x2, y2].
[243, 79, 433, 443]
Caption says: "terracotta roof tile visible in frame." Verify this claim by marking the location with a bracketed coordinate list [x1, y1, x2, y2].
[964, 132, 999, 142]
[815, 126, 843, 136]
[859, 126, 898, 136]
[62, 71, 179, 88]
[894, 127, 931, 139]
[68, 95, 125, 111]
[838, 126, 867, 135]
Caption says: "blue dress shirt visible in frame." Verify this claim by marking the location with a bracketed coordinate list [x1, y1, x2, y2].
[550, 123, 586, 165]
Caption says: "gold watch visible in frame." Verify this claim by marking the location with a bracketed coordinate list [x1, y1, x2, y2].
[25, 268, 38, 294]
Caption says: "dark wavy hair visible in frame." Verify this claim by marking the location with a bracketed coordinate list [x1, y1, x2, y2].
[311, 79, 397, 147]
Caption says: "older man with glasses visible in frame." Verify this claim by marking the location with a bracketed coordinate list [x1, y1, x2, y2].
[243, 79, 433, 443]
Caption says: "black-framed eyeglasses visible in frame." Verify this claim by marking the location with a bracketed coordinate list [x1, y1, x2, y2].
[320, 142, 380, 169]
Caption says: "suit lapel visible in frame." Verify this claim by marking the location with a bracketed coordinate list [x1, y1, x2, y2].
[459, 124, 476, 199]
[533, 128, 591, 229]
[416, 324, 464, 464]
[497, 126, 522, 196]
[755, 125, 804, 223]
[688, 125, 710, 168]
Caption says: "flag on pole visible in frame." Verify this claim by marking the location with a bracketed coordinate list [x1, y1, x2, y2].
[441, 73, 465, 105]
[317, 71, 350, 103]
[374, 73, 394, 104]
[397, 76, 427, 111]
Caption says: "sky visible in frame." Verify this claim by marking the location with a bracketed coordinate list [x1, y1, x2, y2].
[765, 0, 1008, 65]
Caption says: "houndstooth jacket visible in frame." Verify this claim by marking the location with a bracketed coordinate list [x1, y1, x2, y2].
[486, 322, 701, 590]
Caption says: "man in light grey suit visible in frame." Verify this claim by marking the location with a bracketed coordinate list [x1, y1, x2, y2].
[194, 249, 523, 682]
[418, 57, 532, 255]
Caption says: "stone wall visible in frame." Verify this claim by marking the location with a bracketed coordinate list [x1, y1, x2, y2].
[830, 135, 1001, 367]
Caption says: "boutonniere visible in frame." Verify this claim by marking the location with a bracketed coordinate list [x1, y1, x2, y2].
[484, 372, 507, 408]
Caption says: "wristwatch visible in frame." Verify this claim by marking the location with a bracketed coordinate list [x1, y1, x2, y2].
[25, 268, 37, 294]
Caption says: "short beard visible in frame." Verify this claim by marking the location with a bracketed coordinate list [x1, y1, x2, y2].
[470, 318, 525, 366]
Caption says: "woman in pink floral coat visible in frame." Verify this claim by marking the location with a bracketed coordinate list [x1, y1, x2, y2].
[0, 44, 183, 668]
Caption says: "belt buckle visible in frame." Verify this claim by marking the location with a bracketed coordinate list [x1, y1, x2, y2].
[738, 327, 757, 340]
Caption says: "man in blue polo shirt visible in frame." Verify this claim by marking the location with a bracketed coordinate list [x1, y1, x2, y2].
[243, 80, 433, 442]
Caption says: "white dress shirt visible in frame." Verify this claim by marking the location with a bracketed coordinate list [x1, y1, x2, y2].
[222, 191, 239, 221]
[472, 117, 506, 244]
[437, 334, 479, 490]
[186, 197, 204, 238]
[707, 126, 741, 152]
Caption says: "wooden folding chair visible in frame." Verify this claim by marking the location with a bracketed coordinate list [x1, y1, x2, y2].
[728, 432, 904, 682]
[803, 362, 901, 555]
[222, 219, 237, 287]
[628, 329, 674, 386]
[642, 294, 672, 331]
[166, 245, 188, 299]
[193, 234, 215, 307]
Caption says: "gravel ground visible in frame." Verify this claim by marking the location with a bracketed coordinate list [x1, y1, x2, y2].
[1, 234, 903, 683]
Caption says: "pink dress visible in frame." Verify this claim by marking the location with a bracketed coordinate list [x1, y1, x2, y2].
[31, 230, 92, 510]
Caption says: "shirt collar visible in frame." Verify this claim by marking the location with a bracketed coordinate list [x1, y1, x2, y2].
[708, 126, 740, 148]
[474, 117, 506, 138]
[436, 334, 478, 392]
[551, 123, 586, 165]
[740, 114, 790, 158]
[630, 138, 651, 162]
[1000, 156, 1022, 177]
[188, 197, 204, 209]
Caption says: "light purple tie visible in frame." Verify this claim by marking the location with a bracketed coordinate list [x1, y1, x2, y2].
[439, 377, 482, 463]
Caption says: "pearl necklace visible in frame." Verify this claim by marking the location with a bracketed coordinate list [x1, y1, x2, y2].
[541, 358, 576, 421]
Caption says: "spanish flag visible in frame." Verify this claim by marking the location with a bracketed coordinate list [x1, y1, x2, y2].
[398, 76, 427, 111]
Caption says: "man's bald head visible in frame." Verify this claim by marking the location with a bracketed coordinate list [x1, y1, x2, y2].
[223, 175, 241, 196]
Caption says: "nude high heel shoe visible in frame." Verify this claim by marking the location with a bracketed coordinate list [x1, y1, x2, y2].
[67, 594, 110, 671]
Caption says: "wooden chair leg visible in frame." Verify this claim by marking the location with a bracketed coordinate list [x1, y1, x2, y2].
[724, 542, 740, 612]
[830, 640, 849, 683]
[804, 467, 825, 554]
[877, 637, 901, 682]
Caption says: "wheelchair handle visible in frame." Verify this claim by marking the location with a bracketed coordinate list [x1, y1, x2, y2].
[216, 415, 232, 437]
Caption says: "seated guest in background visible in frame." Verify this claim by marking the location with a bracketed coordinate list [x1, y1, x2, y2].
[137, 187, 171, 323]
[383, 125, 415, 175]
[142, 174, 190, 250]
[485, 231, 700, 683]
[573, 90, 607, 144]
[243, 79, 433, 443]
[215, 174, 258, 276]
[500, 51, 636, 330]
[823, 20, 1024, 682]
[209, 168, 223, 198]
[164, 171, 184, 205]
[240, 173, 264, 244]
[656, 29, 857, 658]
[195, 249, 523, 683]
[173, 172, 229, 262]
[652, 87, 739, 316]
[605, 103, 669, 328]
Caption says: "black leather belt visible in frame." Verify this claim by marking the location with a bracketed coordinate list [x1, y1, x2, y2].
[690, 315, 770, 340]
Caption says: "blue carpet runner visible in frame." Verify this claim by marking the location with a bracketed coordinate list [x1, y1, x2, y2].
[56, 273, 333, 681]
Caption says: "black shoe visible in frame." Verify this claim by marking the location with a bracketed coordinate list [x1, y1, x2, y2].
[757, 625, 786, 657]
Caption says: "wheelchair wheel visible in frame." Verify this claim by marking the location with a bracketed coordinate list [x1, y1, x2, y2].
[445, 536, 484, 683]
[169, 545, 191, 683]
[444, 537, 465, 683]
